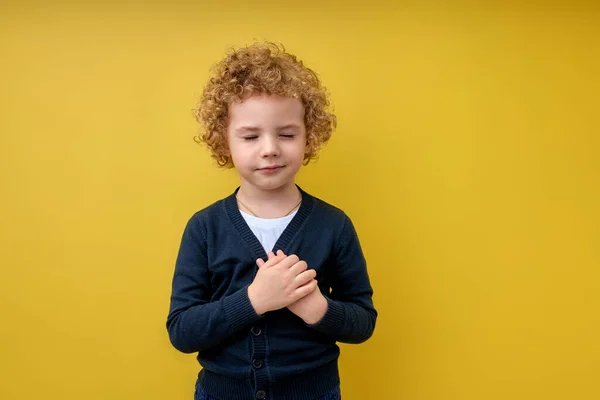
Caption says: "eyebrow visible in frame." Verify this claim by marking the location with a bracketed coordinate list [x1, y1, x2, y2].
[278, 124, 302, 130]
[235, 124, 303, 133]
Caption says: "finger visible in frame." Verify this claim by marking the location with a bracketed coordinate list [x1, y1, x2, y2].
[296, 278, 318, 290]
[294, 279, 318, 299]
[270, 251, 286, 263]
[256, 258, 265, 268]
[288, 260, 308, 276]
[269, 251, 285, 262]
[261, 251, 287, 269]
[270, 250, 285, 263]
[278, 253, 287, 262]
[277, 254, 300, 269]
[294, 269, 317, 287]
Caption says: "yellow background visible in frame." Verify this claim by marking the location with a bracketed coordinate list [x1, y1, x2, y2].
[1, 1, 598, 399]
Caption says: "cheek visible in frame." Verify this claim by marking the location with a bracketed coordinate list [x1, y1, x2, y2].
[227, 148, 242, 166]
[230, 150, 246, 165]
[285, 141, 305, 156]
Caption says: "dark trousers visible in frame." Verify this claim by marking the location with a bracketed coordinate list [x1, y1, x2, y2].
[195, 385, 341, 400]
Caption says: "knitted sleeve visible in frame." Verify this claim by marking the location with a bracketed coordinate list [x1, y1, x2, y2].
[307, 214, 377, 343]
[166, 215, 262, 353]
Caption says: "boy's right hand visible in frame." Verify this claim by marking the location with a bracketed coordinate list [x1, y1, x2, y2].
[248, 250, 318, 315]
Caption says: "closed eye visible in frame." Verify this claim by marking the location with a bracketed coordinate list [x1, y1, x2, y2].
[280, 134, 295, 139]
[243, 136, 258, 141]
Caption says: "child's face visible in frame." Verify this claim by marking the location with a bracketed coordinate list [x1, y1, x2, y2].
[227, 95, 306, 193]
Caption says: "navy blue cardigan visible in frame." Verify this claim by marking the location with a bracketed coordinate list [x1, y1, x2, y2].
[166, 187, 377, 400]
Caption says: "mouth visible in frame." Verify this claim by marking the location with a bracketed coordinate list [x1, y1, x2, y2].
[258, 165, 284, 174]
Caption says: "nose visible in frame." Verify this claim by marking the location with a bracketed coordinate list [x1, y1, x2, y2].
[260, 135, 280, 158]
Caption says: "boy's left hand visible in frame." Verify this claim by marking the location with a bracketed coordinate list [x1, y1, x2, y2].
[257, 251, 328, 325]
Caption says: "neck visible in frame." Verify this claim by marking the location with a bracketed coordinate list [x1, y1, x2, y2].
[237, 182, 301, 218]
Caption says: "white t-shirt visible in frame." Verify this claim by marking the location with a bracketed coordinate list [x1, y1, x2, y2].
[240, 209, 298, 255]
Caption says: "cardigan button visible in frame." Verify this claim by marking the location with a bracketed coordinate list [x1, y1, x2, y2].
[251, 326, 262, 336]
[255, 389, 267, 399]
[252, 359, 263, 369]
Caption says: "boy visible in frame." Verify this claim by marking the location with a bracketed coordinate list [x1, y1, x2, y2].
[166, 42, 377, 400]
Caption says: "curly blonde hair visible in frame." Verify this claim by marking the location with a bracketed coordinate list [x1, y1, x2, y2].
[193, 42, 337, 167]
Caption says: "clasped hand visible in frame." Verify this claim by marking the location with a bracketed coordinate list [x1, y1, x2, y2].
[248, 250, 327, 324]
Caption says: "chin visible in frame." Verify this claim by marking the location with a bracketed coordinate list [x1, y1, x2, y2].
[247, 178, 295, 192]
[260, 181, 293, 191]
